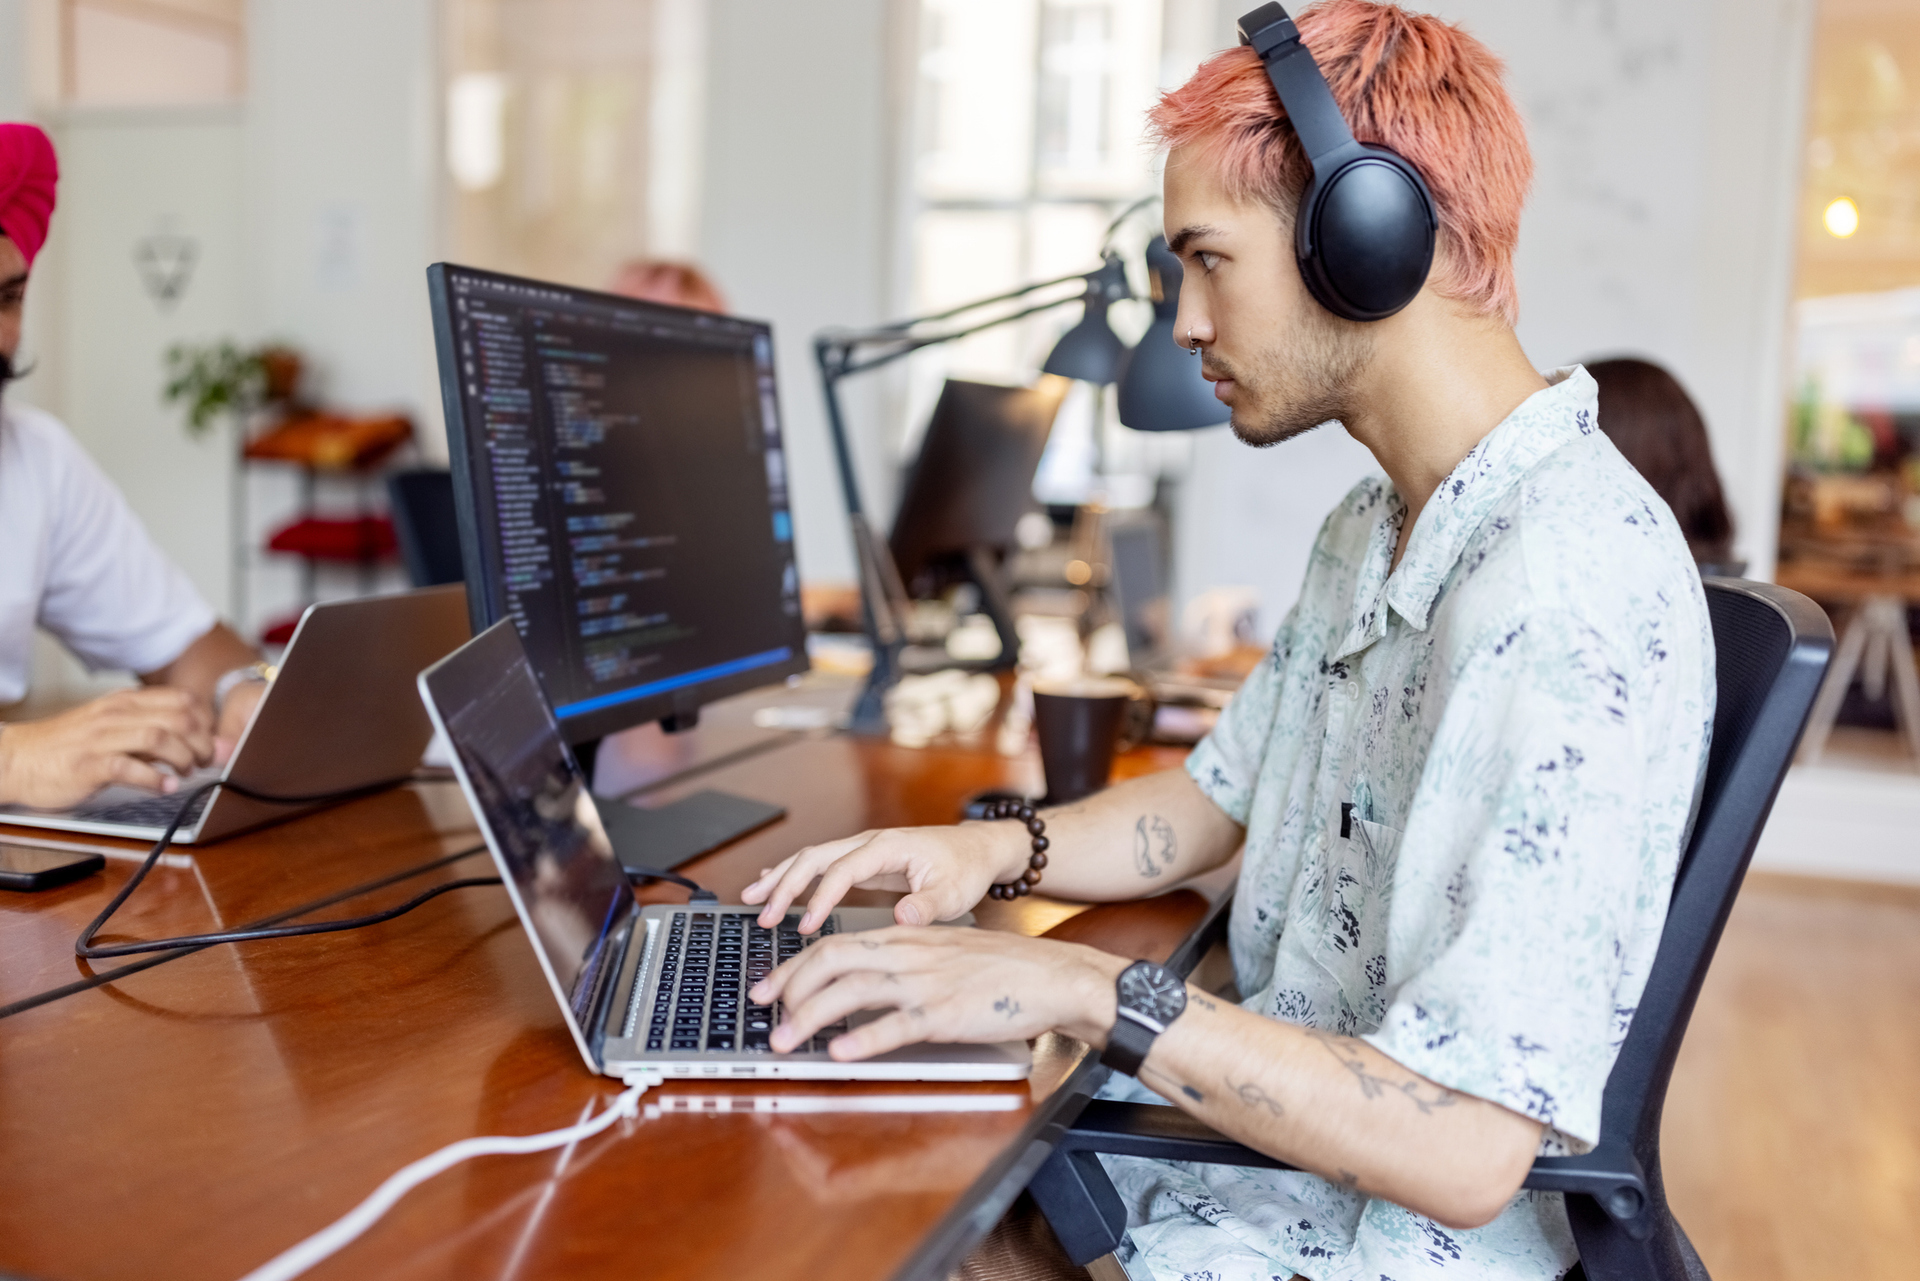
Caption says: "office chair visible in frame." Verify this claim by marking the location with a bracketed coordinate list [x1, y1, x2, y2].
[386, 468, 464, 587]
[1028, 578, 1833, 1281]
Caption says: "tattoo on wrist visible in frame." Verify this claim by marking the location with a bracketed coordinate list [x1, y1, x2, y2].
[1188, 990, 1219, 1013]
[1132, 815, 1177, 877]
[993, 995, 1022, 1019]
[1305, 1029, 1459, 1115]
[1226, 1075, 1285, 1118]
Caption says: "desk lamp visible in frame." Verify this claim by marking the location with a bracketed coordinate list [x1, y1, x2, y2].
[815, 213, 1226, 733]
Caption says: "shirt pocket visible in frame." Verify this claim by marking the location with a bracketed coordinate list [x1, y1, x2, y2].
[1310, 817, 1403, 1030]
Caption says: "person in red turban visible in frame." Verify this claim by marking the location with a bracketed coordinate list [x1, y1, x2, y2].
[0, 123, 58, 269]
[0, 121, 272, 811]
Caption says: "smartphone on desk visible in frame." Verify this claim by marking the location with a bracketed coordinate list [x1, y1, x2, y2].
[0, 842, 105, 891]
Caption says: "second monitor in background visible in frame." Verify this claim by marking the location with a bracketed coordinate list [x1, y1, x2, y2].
[889, 377, 1068, 667]
[427, 263, 808, 870]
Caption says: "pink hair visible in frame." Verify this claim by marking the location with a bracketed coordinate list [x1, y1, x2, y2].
[1149, 0, 1532, 326]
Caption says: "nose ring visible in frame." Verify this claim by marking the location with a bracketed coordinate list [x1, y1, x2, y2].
[1187, 327, 1199, 355]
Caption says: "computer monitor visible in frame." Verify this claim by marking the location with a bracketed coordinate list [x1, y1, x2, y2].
[427, 263, 806, 867]
[888, 377, 1066, 663]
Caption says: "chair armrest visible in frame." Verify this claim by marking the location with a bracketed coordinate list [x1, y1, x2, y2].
[1523, 1149, 1653, 1235]
[1057, 1104, 1654, 1236]
[1057, 1101, 1297, 1170]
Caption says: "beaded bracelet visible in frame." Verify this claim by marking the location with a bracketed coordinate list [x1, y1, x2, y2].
[982, 798, 1049, 900]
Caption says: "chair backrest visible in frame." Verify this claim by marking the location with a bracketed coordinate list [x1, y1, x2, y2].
[1601, 579, 1832, 1164]
[387, 469, 465, 588]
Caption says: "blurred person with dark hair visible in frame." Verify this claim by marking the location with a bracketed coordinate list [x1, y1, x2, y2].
[607, 258, 727, 313]
[0, 123, 268, 811]
[1588, 357, 1738, 568]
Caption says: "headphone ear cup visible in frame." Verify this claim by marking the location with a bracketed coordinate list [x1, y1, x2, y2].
[1300, 152, 1436, 322]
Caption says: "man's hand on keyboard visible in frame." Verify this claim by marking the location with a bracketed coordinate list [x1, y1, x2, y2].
[741, 822, 1032, 936]
[0, 687, 215, 810]
[751, 925, 1127, 1062]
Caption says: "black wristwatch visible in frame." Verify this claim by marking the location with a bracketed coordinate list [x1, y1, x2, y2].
[1100, 960, 1187, 1077]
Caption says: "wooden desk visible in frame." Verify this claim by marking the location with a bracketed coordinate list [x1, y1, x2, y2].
[0, 728, 1214, 1281]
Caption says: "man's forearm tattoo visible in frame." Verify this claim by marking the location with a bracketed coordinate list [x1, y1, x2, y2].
[993, 995, 1022, 1019]
[1132, 815, 1177, 877]
[1188, 990, 1219, 1013]
[1306, 1029, 1458, 1115]
[1226, 1075, 1286, 1118]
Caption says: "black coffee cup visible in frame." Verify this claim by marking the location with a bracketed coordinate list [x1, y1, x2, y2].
[1032, 677, 1144, 804]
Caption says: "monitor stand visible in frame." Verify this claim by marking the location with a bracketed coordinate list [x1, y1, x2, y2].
[574, 736, 789, 874]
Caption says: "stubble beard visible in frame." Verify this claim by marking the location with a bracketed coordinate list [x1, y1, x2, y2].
[1214, 309, 1375, 449]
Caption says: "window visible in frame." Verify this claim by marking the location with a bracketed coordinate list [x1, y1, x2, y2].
[50, 0, 245, 107]
[904, 0, 1214, 503]
[442, 0, 706, 293]
[1775, 0, 1920, 747]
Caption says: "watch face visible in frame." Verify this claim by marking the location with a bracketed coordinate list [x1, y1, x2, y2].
[1118, 962, 1186, 1029]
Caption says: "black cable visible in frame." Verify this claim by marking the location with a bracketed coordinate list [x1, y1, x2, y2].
[622, 863, 718, 903]
[75, 777, 502, 960]
[1, 845, 490, 1021]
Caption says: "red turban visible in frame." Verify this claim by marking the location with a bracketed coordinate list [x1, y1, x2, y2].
[0, 124, 58, 268]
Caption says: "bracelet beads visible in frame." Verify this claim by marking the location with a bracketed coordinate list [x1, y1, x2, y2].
[983, 799, 1049, 900]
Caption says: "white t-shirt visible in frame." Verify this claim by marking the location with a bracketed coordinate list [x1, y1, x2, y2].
[0, 402, 215, 703]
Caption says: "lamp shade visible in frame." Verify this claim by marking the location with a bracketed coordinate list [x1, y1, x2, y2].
[1042, 254, 1130, 385]
[1116, 236, 1228, 433]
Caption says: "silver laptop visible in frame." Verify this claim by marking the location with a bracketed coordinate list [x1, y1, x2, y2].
[420, 619, 1031, 1083]
[0, 586, 470, 844]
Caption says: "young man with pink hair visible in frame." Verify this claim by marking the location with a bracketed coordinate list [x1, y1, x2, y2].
[744, 4, 1713, 1278]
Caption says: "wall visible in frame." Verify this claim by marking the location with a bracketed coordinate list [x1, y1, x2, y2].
[0, 0, 24, 118]
[698, 0, 903, 587]
[1172, 0, 1816, 636]
[40, 108, 247, 615]
[244, 0, 442, 439]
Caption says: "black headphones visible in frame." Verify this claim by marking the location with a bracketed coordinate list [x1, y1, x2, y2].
[1237, 4, 1436, 322]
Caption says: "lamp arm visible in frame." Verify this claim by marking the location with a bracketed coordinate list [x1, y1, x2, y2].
[828, 293, 1100, 382]
[1100, 194, 1160, 253]
[816, 266, 1100, 354]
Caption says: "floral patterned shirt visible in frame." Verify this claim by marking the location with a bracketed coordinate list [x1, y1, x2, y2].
[1101, 367, 1715, 1281]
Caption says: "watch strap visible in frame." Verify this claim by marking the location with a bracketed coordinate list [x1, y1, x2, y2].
[1100, 1011, 1157, 1077]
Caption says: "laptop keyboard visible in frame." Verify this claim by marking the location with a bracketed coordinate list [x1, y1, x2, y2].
[75, 788, 215, 829]
[644, 910, 850, 1055]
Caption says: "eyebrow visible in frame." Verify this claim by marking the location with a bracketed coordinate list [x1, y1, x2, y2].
[0, 272, 25, 291]
[1167, 224, 1224, 256]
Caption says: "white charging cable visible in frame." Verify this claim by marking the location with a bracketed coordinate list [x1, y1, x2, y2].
[237, 1072, 661, 1281]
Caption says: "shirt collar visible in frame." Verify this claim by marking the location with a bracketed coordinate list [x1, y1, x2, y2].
[1333, 366, 1598, 659]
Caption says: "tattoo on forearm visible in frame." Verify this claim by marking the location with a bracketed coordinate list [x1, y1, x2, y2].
[1306, 1030, 1459, 1115]
[1182, 1084, 1204, 1103]
[993, 995, 1022, 1019]
[1132, 815, 1177, 877]
[1226, 1075, 1285, 1118]
[1188, 991, 1219, 1013]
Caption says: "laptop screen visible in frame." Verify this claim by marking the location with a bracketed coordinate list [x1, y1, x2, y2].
[423, 622, 635, 1041]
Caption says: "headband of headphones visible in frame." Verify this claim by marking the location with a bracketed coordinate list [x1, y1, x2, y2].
[1238, 4, 1355, 170]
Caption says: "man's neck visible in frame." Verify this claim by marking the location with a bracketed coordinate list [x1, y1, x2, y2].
[1336, 296, 1549, 570]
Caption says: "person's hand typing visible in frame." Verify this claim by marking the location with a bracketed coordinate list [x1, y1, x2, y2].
[749, 925, 1124, 1061]
[0, 687, 216, 809]
[740, 822, 1031, 934]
